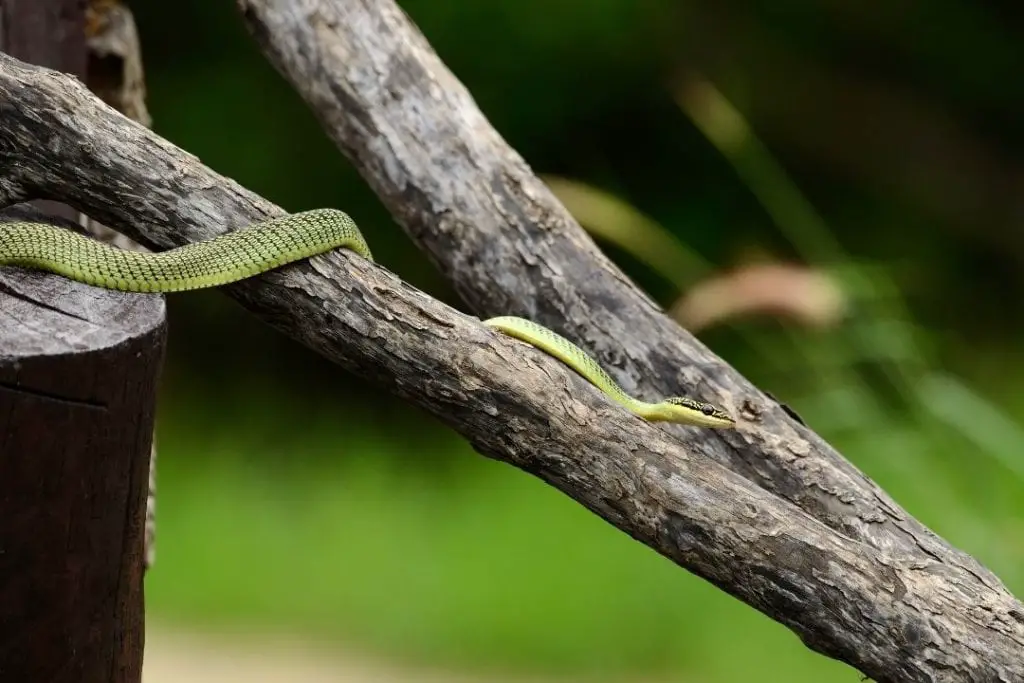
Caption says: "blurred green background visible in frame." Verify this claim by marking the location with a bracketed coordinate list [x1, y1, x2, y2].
[128, 0, 1023, 681]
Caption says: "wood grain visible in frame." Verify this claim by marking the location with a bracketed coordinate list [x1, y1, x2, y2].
[0, 43, 1021, 682]
[0, 205, 161, 683]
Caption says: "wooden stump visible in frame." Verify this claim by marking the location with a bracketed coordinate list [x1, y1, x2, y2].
[0, 206, 165, 682]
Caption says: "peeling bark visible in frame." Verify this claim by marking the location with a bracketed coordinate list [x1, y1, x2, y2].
[232, 0, 995, 584]
[0, 42, 1021, 683]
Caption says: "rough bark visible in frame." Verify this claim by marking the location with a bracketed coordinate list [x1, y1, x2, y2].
[85, 0, 151, 130]
[0, 205, 160, 683]
[234, 0, 1004, 584]
[0, 2, 151, 680]
[83, 0, 158, 571]
[2, 0, 158, 572]
[0, 0, 84, 231]
[0, 49, 1021, 683]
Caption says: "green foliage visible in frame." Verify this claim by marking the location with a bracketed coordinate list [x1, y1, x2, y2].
[149, 389, 858, 681]
[134, 0, 1024, 680]
[148, 381, 1023, 681]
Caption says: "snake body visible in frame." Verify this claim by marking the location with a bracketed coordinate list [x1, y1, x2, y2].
[0, 209, 372, 293]
[0, 210, 733, 428]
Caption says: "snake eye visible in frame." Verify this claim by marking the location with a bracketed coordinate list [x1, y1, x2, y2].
[701, 404, 715, 416]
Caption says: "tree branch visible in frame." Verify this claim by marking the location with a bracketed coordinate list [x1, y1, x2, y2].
[0, 49, 1021, 683]
[235, 0, 1000, 584]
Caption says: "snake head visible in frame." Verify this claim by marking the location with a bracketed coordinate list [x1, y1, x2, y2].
[658, 396, 736, 428]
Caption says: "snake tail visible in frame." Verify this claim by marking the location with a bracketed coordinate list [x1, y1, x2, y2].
[0, 209, 372, 293]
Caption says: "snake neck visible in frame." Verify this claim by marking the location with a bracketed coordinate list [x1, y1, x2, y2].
[620, 396, 666, 420]
[482, 317, 735, 428]
[483, 316, 657, 415]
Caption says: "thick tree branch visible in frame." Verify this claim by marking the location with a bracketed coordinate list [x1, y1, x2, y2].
[0, 53, 1021, 682]
[234, 0, 999, 583]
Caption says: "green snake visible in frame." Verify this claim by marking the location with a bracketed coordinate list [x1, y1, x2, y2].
[0, 209, 735, 428]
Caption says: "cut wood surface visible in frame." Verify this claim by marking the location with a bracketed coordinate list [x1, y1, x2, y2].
[0, 206, 162, 683]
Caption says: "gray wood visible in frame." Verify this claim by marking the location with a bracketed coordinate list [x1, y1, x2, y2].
[0, 47, 1021, 682]
[231, 2, 1024, 676]
[233, 0, 989, 577]
[0, 205, 162, 683]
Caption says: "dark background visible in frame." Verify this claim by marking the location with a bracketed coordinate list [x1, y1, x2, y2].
[125, 1, 1023, 681]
